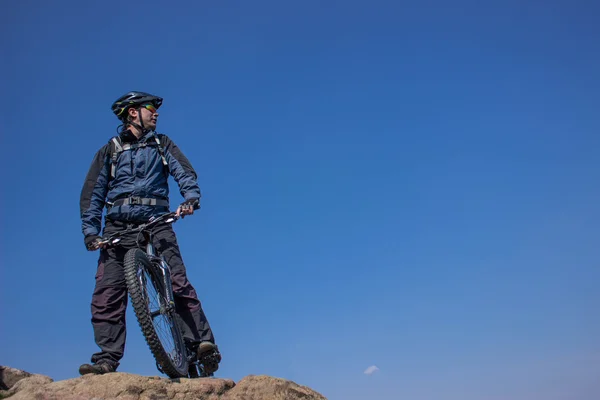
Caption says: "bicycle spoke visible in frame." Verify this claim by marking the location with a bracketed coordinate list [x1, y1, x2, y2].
[140, 268, 180, 366]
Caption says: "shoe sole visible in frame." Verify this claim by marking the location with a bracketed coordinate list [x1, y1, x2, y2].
[79, 365, 113, 375]
[79, 366, 96, 375]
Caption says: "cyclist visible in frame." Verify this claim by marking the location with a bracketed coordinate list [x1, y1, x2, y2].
[78, 91, 220, 375]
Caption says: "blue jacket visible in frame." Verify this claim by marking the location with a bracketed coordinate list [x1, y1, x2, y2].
[80, 130, 200, 237]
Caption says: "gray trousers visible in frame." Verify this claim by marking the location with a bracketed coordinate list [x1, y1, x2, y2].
[89, 218, 215, 369]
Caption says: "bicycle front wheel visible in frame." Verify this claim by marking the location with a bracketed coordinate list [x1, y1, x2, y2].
[124, 248, 189, 378]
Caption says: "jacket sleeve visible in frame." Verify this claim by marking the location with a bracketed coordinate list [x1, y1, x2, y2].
[80, 144, 111, 237]
[160, 134, 201, 201]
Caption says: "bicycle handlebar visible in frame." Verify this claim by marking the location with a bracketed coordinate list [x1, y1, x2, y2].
[96, 212, 181, 248]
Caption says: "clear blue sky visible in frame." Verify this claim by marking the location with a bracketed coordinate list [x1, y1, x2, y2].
[1, 1, 599, 399]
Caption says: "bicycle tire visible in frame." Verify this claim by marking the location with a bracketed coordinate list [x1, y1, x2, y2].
[124, 248, 189, 378]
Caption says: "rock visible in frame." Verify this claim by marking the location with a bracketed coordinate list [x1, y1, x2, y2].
[0, 366, 35, 390]
[0, 366, 327, 400]
[5, 374, 54, 398]
[223, 375, 327, 400]
[0, 366, 54, 399]
[5, 372, 234, 400]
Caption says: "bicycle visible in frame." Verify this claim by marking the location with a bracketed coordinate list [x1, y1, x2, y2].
[96, 211, 220, 378]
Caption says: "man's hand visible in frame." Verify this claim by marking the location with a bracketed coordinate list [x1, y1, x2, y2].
[84, 235, 102, 251]
[176, 198, 200, 218]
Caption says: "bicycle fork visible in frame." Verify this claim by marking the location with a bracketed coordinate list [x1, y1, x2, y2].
[145, 237, 177, 313]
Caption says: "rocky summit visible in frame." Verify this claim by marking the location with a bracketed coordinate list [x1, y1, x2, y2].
[0, 365, 327, 400]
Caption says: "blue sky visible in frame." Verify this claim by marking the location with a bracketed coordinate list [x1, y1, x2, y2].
[1, 1, 599, 399]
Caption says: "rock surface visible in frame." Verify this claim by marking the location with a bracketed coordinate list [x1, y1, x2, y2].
[0, 367, 31, 391]
[0, 366, 327, 400]
[222, 375, 326, 400]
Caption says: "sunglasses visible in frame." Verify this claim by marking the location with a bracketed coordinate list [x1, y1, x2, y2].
[143, 104, 158, 113]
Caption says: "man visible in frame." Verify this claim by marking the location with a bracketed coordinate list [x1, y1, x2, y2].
[79, 91, 220, 376]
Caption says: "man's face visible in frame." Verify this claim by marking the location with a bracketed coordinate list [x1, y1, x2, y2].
[129, 103, 159, 130]
[140, 103, 158, 130]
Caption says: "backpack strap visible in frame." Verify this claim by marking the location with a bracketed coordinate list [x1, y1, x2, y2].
[153, 135, 169, 169]
[110, 137, 123, 180]
[108, 134, 169, 180]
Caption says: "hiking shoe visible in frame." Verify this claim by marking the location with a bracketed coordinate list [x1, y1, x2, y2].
[79, 362, 115, 375]
[197, 341, 216, 357]
[197, 342, 221, 375]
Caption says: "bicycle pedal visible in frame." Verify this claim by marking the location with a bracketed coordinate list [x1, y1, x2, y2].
[198, 349, 221, 374]
[200, 349, 221, 363]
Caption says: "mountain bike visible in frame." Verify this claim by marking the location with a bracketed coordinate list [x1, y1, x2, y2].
[97, 211, 220, 378]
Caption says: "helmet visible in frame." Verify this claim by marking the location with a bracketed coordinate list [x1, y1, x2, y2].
[111, 91, 163, 120]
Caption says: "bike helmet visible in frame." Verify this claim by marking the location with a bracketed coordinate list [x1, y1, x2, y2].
[111, 91, 163, 121]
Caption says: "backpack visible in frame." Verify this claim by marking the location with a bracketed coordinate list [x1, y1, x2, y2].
[108, 134, 169, 180]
